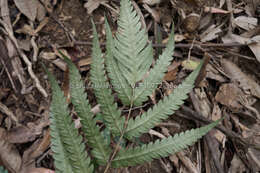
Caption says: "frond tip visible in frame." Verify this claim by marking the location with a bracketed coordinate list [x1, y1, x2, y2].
[112, 118, 222, 168]
[125, 60, 204, 139]
[44, 65, 94, 173]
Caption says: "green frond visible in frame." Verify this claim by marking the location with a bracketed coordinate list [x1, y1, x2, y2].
[113, 0, 153, 103]
[46, 67, 93, 173]
[61, 54, 112, 165]
[0, 167, 8, 173]
[125, 61, 203, 139]
[105, 18, 132, 106]
[90, 21, 125, 137]
[133, 28, 175, 106]
[112, 118, 221, 168]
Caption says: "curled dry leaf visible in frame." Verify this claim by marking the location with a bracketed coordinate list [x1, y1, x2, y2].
[0, 128, 22, 172]
[221, 59, 260, 99]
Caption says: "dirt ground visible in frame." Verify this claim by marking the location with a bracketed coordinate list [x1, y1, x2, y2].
[0, 0, 260, 172]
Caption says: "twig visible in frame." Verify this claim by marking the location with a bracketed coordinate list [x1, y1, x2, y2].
[205, 134, 224, 173]
[178, 106, 260, 150]
[103, 102, 134, 173]
[74, 40, 248, 49]
[0, 101, 19, 124]
[0, 19, 48, 97]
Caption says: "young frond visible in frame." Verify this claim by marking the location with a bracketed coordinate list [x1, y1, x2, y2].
[61, 54, 112, 165]
[125, 61, 203, 139]
[90, 21, 125, 137]
[45, 67, 93, 173]
[112, 118, 221, 168]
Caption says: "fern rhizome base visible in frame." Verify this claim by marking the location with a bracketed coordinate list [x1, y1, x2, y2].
[46, 0, 221, 172]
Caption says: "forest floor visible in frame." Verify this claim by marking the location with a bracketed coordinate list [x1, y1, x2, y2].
[0, 0, 260, 172]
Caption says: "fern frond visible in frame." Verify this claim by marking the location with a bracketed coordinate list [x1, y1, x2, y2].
[90, 21, 125, 137]
[125, 61, 203, 139]
[0, 167, 7, 173]
[61, 54, 111, 165]
[105, 18, 132, 106]
[113, 0, 153, 104]
[46, 67, 93, 173]
[133, 28, 175, 106]
[112, 118, 221, 167]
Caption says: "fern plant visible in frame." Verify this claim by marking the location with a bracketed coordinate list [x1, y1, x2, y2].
[46, 0, 221, 172]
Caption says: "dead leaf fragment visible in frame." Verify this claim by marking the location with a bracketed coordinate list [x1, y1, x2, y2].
[0, 128, 22, 172]
[234, 16, 258, 31]
[248, 35, 260, 63]
[221, 59, 260, 99]
[200, 24, 222, 42]
[204, 6, 230, 14]
[229, 154, 246, 173]
[84, 0, 103, 14]
[14, 0, 40, 21]
[164, 61, 180, 81]
[215, 83, 243, 110]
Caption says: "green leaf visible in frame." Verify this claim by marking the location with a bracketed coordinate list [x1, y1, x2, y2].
[0, 167, 8, 173]
[45, 66, 93, 173]
[112, 118, 221, 167]
[104, 18, 132, 106]
[133, 27, 175, 106]
[125, 61, 203, 139]
[90, 20, 125, 136]
[61, 53, 112, 165]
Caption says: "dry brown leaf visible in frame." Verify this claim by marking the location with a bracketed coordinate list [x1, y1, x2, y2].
[234, 16, 258, 31]
[229, 154, 246, 173]
[7, 119, 48, 143]
[221, 59, 260, 99]
[215, 83, 243, 110]
[143, 4, 160, 23]
[36, 2, 46, 21]
[0, 128, 22, 172]
[14, 0, 40, 21]
[200, 24, 222, 42]
[7, 125, 38, 143]
[22, 129, 50, 166]
[163, 61, 180, 81]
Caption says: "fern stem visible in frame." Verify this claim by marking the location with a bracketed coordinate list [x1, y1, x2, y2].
[104, 101, 134, 173]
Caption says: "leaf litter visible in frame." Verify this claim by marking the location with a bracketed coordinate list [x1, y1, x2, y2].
[0, 0, 260, 172]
